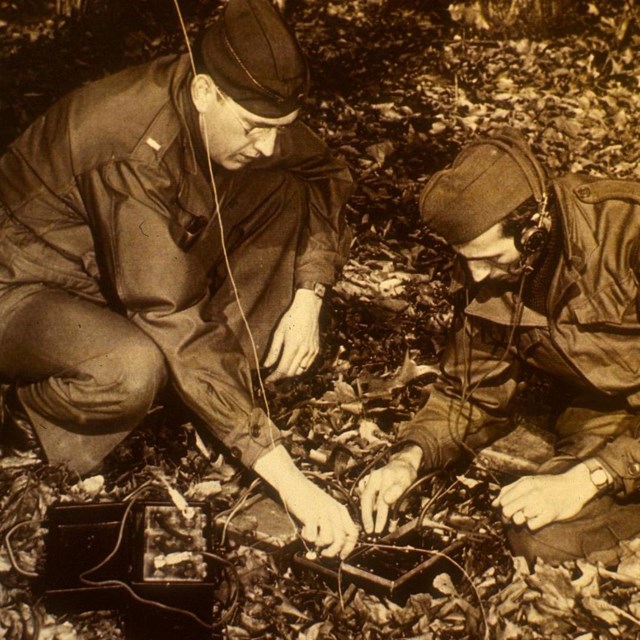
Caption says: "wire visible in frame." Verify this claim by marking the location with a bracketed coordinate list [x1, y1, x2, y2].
[79, 487, 239, 631]
[170, 0, 310, 554]
[347, 444, 391, 498]
[447, 270, 531, 481]
[171, 0, 197, 77]
[3, 520, 41, 579]
[219, 478, 262, 545]
[202, 550, 241, 626]
[388, 470, 440, 524]
[349, 540, 490, 640]
[302, 470, 358, 515]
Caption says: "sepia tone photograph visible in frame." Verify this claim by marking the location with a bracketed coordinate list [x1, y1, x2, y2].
[1, 0, 639, 638]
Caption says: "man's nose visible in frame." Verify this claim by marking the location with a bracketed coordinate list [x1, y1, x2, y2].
[253, 127, 277, 157]
[467, 261, 491, 283]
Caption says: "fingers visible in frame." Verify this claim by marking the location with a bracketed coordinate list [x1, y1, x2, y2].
[265, 333, 319, 382]
[359, 473, 380, 534]
[340, 509, 359, 558]
[525, 514, 545, 531]
[297, 342, 319, 374]
[268, 345, 319, 381]
[373, 498, 390, 534]
[301, 503, 358, 560]
[301, 519, 320, 545]
[263, 328, 284, 370]
[319, 520, 343, 558]
[358, 471, 401, 535]
[493, 478, 548, 529]
[493, 477, 530, 508]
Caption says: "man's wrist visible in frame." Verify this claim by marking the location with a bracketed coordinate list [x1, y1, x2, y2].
[390, 444, 423, 474]
[565, 459, 611, 503]
[298, 281, 328, 300]
[581, 457, 614, 494]
[254, 445, 304, 493]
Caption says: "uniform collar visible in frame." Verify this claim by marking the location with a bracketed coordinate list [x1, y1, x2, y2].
[464, 281, 547, 327]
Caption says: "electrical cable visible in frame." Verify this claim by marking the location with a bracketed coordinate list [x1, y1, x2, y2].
[448, 268, 532, 473]
[302, 470, 358, 515]
[3, 519, 41, 579]
[1, 483, 243, 631]
[219, 477, 262, 545]
[347, 444, 391, 498]
[78, 485, 241, 631]
[201, 550, 241, 626]
[170, 0, 313, 555]
[388, 470, 440, 525]
[346, 540, 490, 640]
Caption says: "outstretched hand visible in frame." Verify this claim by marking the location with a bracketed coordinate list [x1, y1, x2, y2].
[280, 477, 358, 558]
[254, 445, 358, 559]
[358, 445, 423, 534]
[263, 288, 322, 382]
[492, 463, 599, 531]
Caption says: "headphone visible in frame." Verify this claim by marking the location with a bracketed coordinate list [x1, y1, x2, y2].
[514, 193, 550, 256]
[485, 133, 551, 258]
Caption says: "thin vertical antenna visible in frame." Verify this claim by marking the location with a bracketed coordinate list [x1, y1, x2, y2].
[171, 0, 312, 552]
[171, 0, 271, 422]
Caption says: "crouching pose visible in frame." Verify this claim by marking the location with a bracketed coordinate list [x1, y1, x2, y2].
[0, 0, 357, 558]
[361, 128, 640, 564]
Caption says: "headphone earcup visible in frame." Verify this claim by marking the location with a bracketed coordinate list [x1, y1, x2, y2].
[517, 225, 549, 256]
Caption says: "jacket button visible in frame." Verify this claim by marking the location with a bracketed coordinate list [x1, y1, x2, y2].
[628, 462, 640, 477]
[251, 424, 261, 438]
[230, 447, 242, 459]
[576, 187, 591, 198]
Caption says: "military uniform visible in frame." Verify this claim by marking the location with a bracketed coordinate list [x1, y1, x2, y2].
[0, 54, 352, 474]
[401, 174, 640, 562]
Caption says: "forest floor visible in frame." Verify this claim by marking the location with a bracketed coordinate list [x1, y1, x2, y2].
[2, 1, 640, 639]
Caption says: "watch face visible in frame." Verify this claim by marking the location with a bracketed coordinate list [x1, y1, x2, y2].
[591, 468, 609, 488]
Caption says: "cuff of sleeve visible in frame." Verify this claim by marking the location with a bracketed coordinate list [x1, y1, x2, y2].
[227, 408, 283, 469]
[396, 422, 438, 472]
[295, 265, 336, 289]
[595, 434, 640, 495]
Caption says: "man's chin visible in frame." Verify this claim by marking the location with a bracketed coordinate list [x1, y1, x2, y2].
[222, 156, 254, 171]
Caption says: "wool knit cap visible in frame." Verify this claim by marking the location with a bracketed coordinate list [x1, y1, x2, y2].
[199, 0, 309, 118]
[419, 128, 547, 245]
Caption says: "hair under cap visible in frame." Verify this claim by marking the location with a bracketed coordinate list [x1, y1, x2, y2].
[419, 128, 546, 245]
[199, 0, 309, 118]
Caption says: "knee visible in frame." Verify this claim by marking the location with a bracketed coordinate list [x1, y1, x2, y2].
[90, 335, 167, 416]
[507, 524, 581, 566]
[506, 493, 640, 567]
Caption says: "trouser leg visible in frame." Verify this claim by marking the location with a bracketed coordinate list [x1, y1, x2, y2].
[506, 404, 640, 565]
[211, 169, 307, 362]
[0, 288, 168, 475]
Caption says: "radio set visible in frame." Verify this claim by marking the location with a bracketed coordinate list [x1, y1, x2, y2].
[43, 500, 223, 640]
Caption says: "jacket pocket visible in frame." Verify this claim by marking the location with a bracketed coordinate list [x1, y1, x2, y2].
[568, 271, 638, 327]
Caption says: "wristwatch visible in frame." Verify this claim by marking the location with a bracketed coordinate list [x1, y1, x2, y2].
[583, 458, 613, 493]
[300, 281, 327, 299]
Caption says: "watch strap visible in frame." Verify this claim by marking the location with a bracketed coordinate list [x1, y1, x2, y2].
[583, 458, 613, 493]
[299, 281, 327, 299]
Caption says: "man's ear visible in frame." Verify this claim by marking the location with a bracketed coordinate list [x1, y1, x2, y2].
[190, 74, 216, 114]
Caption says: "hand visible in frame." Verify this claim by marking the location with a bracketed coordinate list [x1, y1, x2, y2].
[254, 445, 358, 558]
[492, 463, 599, 531]
[359, 445, 423, 535]
[279, 477, 358, 559]
[263, 288, 322, 382]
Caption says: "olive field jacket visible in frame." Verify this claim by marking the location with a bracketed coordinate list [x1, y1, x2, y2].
[0, 54, 352, 468]
[401, 174, 640, 493]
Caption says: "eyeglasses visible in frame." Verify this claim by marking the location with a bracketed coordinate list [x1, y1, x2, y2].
[216, 88, 291, 140]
